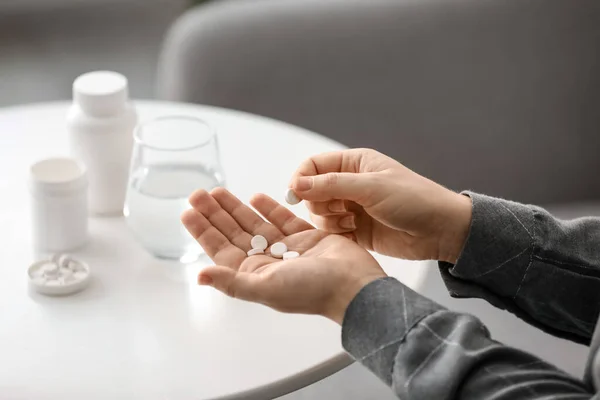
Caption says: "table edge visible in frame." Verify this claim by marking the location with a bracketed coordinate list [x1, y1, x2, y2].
[214, 353, 353, 400]
[0, 99, 348, 152]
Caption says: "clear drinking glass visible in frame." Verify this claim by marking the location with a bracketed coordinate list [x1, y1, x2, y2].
[124, 116, 225, 262]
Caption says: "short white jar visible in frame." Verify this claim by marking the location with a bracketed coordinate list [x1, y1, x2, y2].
[29, 158, 89, 253]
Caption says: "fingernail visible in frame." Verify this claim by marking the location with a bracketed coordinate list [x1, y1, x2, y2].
[295, 177, 313, 191]
[198, 275, 213, 285]
[328, 201, 346, 213]
[339, 215, 356, 230]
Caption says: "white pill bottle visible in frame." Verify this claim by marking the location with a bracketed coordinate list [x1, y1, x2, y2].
[66, 71, 138, 215]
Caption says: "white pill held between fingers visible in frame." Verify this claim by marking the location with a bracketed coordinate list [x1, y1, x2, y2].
[285, 188, 301, 205]
[270, 242, 288, 258]
[247, 248, 265, 257]
[251, 235, 268, 250]
[283, 251, 300, 260]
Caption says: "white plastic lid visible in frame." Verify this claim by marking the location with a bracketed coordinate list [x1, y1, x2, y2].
[29, 157, 87, 196]
[28, 254, 91, 296]
[73, 71, 129, 117]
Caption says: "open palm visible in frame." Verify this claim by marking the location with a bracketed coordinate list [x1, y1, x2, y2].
[181, 188, 385, 322]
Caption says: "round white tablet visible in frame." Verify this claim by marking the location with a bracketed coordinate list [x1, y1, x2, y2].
[285, 188, 301, 205]
[251, 235, 268, 250]
[247, 248, 265, 257]
[270, 242, 288, 259]
[43, 262, 61, 278]
[50, 253, 62, 265]
[58, 254, 74, 268]
[283, 251, 300, 260]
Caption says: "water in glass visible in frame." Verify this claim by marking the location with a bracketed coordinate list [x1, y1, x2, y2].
[125, 164, 222, 261]
[124, 115, 224, 262]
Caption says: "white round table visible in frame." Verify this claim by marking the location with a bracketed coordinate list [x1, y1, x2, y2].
[0, 101, 428, 400]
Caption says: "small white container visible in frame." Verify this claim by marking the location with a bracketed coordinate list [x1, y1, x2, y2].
[28, 255, 91, 296]
[67, 70, 138, 215]
[29, 158, 89, 253]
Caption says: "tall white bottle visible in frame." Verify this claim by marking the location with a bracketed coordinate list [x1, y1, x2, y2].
[67, 71, 138, 215]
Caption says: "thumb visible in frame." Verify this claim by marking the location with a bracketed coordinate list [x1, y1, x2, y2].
[199, 266, 263, 302]
[291, 172, 374, 203]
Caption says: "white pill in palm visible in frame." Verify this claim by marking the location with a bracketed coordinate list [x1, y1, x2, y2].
[283, 251, 300, 260]
[285, 188, 301, 205]
[251, 235, 268, 250]
[247, 248, 265, 257]
[270, 242, 288, 258]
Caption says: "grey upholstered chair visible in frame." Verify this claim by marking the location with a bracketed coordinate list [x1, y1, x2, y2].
[158, 0, 600, 206]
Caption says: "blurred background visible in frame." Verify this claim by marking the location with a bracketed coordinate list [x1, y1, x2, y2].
[0, 0, 192, 106]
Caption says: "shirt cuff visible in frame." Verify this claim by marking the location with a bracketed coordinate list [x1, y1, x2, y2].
[439, 191, 535, 299]
[341, 277, 444, 383]
[436, 192, 590, 344]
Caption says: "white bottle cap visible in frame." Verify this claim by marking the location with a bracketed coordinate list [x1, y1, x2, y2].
[29, 157, 87, 195]
[28, 255, 91, 296]
[73, 71, 129, 117]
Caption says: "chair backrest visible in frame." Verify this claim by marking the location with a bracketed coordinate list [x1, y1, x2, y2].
[158, 0, 600, 204]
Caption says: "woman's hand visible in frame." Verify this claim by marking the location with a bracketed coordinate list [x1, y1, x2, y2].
[290, 148, 472, 263]
[181, 188, 386, 324]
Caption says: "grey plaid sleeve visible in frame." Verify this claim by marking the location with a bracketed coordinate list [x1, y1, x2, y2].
[342, 277, 593, 399]
[440, 192, 600, 345]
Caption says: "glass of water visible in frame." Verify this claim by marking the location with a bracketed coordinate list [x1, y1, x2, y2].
[124, 116, 225, 262]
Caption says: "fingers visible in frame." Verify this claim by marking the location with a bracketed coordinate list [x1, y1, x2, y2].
[250, 193, 313, 235]
[291, 149, 366, 180]
[310, 213, 356, 233]
[340, 232, 358, 242]
[292, 151, 345, 180]
[199, 266, 265, 302]
[291, 172, 375, 203]
[289, 149, 385, 204]
[189, 189, 253, 251]
[306, 200, 346, 216]
[181, 209, 245, 266]
[211, 187, 284, 243]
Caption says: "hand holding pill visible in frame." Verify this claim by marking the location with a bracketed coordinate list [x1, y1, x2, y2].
[289, 149, 472, 264]
[181, 187, 386, 324]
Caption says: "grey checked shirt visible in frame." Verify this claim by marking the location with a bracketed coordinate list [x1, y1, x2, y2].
[341, 192, 600, 399]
